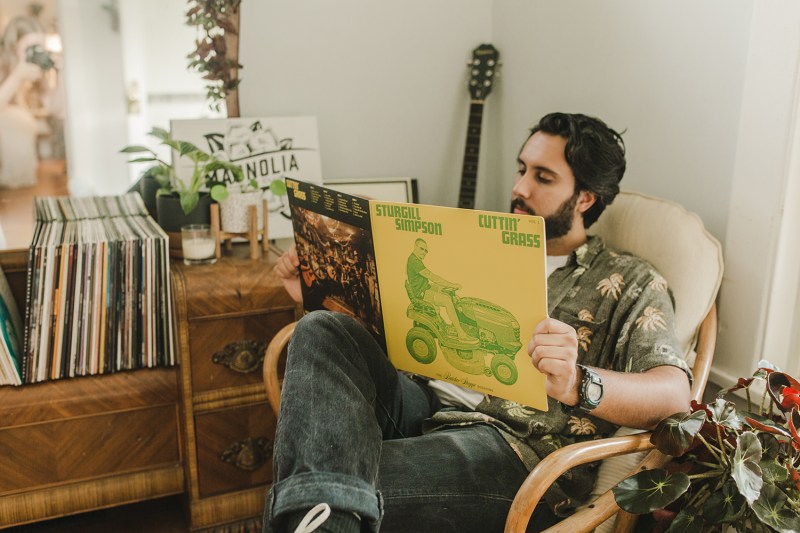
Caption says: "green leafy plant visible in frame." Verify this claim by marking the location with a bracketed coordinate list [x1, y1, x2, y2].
[121, 127, 251, 215]
[613, 361, 800, 532]
[186, 0, 242, 111]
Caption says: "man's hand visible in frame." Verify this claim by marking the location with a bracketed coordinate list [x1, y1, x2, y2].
[11, 61, 42, 82]
[273, 244, 303, 304]
[529, 318, 580, 406]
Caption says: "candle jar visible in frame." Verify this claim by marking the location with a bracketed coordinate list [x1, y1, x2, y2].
[181, 224, 216, 266]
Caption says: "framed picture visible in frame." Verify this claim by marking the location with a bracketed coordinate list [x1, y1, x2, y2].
[324, 177, 418, 204]
[170, 117, 323, 239]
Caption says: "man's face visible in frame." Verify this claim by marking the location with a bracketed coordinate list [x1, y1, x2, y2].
[510, 132, 585, 240]
[414, 240, 428, 260]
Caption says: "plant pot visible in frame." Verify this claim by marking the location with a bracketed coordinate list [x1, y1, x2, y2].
[139, 175, 160, 220]
[156, 193, 214, 259]
[219, 190, 263, 233]
[156, 193, 213, 233]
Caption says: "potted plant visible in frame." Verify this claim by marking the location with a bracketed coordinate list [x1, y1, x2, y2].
[218, 182, 263, 234]
[612, 360, 800, 532]
[186, 0, 242, 115]
[120, 127, 244, 232]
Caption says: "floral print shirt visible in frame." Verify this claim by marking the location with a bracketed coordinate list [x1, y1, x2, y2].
[423, 236, 692, 516]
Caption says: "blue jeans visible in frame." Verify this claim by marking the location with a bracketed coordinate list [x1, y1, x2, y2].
[264, 311, 558, 532]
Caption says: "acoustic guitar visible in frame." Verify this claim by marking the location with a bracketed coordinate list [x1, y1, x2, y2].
[457, 44, 500, 209]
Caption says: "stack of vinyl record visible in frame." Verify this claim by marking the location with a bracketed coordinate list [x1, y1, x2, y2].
[0, 265, 24, 386]
[21, 193, 175, 384]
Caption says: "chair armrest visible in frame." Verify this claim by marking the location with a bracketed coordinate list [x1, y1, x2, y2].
[504, 433, 656, 533]
[263, 321, 297, 417]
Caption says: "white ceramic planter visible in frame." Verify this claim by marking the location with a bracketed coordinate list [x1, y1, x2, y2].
[219, 190, 264, 233]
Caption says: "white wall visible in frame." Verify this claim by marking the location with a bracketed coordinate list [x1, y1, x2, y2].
[238, 1, 800, 382]
[238, 0, 493, 207]
[59, 0, 129, 196]
[489, 0, 753, 243]
[119, 0, 222, 184]
[715, 2, 800, 380]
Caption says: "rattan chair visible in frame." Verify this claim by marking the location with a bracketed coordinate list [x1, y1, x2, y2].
[263, 191, 724, 533]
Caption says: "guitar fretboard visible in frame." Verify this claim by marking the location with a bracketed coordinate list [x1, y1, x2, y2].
[458, 101, 485, 209]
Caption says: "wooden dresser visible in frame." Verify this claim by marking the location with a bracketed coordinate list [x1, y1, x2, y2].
[170, 251, 298, 531]
[0, 249, 298, 531]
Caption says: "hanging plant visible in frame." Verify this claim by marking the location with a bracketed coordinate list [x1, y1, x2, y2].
[186, 0, 242, 113]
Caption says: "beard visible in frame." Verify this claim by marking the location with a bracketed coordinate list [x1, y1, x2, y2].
[510, 191, 580, 239]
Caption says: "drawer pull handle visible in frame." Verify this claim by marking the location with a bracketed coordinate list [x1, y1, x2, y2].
[212, 340, 267, 374]
[220, 437, 272, 471]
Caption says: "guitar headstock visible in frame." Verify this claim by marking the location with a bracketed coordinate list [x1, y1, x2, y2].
[467, 44, 500, 101]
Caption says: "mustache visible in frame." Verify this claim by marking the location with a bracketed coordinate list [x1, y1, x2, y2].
[510, 198, 536, 216]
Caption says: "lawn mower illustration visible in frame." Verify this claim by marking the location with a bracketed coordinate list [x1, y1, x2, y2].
[404, 282, 521, 385]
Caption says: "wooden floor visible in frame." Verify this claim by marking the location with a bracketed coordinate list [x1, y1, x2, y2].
[0, 159, 69, 250]
[7, 496, 191, 532]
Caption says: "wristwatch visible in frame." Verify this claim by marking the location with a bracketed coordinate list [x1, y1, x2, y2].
[576, 364, 604, 412]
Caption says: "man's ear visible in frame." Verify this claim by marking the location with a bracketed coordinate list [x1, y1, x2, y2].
[576, 190, 597, 214]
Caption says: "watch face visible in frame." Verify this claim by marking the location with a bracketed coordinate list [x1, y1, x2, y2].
[586, 381, 603, 404]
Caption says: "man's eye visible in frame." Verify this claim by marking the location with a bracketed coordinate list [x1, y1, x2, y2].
[517, 167, 525, 175]
[536, 173, 551, 184]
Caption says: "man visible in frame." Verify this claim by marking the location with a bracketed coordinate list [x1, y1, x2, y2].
[406, 238, 469, 340]
[268, 113, 691, 533]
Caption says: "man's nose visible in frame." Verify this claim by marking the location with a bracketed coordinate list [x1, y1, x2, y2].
[512, 176, 531, 198]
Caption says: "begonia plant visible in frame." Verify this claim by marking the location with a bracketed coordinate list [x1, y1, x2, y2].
[612, 360, 800, 532]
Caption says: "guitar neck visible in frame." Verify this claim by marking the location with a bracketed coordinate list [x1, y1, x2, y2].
[457, 101, 485, 209]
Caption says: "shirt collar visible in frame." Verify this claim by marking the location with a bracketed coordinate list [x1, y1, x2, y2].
[570, 235, 605, 269]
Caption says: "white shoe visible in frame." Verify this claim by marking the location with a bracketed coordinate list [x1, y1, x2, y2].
[294, 503, 331, 533]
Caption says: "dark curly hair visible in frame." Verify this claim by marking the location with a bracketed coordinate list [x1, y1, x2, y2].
[529, 113, 626, 228]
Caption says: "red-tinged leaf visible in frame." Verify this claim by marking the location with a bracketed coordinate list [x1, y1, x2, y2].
[690, 400, 711, 416]
[767, 372, 800, 412]
[745, 414, 792, 438]
[788, 462, 800, 491]
[788, 408, 800, 448]
[651, 410, 706, 456]
[780, 389, 800, 410]
[717, 377, 755, 399]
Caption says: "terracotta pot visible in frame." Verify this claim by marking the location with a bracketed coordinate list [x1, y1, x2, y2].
[219, 190, 263, 233]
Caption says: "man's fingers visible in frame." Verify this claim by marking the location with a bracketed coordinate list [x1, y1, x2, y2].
[273, 253, 300, 279]
[534, 355, 574, 379]
[531, 332, 577, 350]
[530, 345, 575, 369]
[533, 317, 574, 336]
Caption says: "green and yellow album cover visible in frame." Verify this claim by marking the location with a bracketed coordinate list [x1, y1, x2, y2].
[287, 178, 548, 410]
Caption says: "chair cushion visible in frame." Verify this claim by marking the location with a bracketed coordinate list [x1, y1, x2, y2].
[588, 191, 723, 366]
[583, 192, 723, 530]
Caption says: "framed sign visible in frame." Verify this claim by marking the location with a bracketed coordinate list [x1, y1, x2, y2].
[324, 177, 418, 204]
[170, 116, 323, 239]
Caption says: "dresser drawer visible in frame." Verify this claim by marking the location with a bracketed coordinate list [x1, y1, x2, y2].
[0, 405, 180, 493]
[188, 308, 295, 393]
[194, 403, 276, 497]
